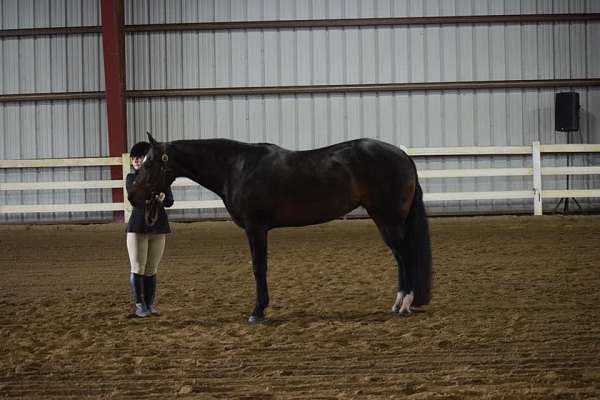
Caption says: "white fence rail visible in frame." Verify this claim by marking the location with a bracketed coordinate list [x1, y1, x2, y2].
[1, 141, 599, 220]
[0, 155, 128, 214]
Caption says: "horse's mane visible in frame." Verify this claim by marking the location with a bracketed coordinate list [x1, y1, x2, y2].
[172, 138, 277, 152]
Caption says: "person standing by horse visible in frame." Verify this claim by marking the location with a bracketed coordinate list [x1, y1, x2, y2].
[126, 141, 174, 318]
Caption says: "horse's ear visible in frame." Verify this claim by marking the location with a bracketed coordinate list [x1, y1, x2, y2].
[147, 131, 159, 147]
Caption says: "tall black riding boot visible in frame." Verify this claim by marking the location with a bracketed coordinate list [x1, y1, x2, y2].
[143, 274, 160, 315]
[130, 273, 150, 317]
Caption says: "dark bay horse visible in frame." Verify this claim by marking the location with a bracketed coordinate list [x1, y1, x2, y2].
[128, 133, 432, 323]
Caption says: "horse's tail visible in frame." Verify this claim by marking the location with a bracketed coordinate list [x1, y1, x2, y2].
[404, 173, 433, 306]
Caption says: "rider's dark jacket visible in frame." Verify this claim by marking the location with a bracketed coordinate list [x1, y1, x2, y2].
[126, 171, 174, 234]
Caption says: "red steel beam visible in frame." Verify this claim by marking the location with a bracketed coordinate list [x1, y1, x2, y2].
[101, 0, 127, 221]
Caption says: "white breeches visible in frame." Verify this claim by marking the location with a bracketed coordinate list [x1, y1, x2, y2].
[126, 233, 166, 276]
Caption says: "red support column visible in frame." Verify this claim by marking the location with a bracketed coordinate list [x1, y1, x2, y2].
[101, 0, 128, 221]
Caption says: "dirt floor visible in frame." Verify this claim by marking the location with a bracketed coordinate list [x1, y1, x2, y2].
[0, 215, 599, 399]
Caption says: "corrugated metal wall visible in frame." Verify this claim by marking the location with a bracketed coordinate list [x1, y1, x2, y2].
[125, 1, 599, 87]
[1, 0, 600, 222]
[0, 0, 111, 222]
[124, 0, 600, 218]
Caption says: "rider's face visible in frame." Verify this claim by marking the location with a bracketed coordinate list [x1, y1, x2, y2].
[131, 156, 144, 171]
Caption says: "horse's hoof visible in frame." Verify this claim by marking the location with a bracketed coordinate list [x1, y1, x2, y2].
[248, 315, 265, 324]
[397, 308, 413, 317]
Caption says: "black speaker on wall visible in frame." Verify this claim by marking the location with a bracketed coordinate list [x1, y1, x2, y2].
[555, 92, 580, 132]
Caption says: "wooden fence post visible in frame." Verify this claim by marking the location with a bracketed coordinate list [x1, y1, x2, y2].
[122, 153, 132, 222]
[532, 141, 543, 215]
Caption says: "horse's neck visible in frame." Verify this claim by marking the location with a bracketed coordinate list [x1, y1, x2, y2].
[169, 140, 244, 198]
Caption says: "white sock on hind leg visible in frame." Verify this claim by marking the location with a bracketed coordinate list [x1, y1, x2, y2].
[392, 291, 404, 312]
[398, 291, 414, 314]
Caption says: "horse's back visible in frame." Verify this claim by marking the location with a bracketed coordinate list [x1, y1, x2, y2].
[231, 138, 416, 227]
[228, 137, 408, 166]
[254, 138, 412, 186]
[317, 138, 415, 185]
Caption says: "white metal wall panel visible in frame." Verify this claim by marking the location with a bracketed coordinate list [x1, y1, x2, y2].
[1, 3, 104, 94]
[126, 21, 600, 89]
[0, 0, 108, 223]
[0, 100, 111, 223]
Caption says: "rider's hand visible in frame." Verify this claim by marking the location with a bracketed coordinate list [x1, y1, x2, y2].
[155, 192, 166, 203]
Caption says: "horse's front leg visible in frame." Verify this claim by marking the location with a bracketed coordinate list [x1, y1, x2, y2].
[245, 227, 269, 323]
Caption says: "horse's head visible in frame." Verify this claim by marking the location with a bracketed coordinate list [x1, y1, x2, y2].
[128, 133, 175, 208]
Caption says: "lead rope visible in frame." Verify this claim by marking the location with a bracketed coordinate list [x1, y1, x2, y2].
[144, 195, 161, 227]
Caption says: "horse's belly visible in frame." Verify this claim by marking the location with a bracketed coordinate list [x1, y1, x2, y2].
[275, 206, 357, 227]
[238, 161, 366, 228]
[272, 192, 359, 227]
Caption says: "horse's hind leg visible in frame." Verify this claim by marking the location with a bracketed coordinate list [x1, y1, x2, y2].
[369, 214, 414, 315]
[391, 247, 414, 315]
